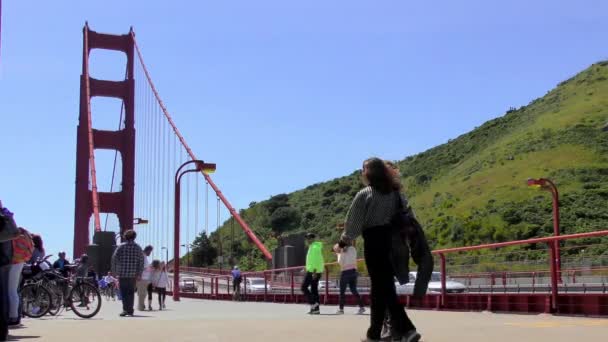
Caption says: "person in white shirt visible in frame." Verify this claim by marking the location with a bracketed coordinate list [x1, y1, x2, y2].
[334, 240, 365, 314]
[152, 261, 169, 310]
[137, 245, 153, 311]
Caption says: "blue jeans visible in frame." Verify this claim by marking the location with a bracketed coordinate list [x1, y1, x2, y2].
[339, 269, 364, 309]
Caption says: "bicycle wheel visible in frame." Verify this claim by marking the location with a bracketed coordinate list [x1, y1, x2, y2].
[20, 284, 52, 318]
[47, 291, 63, 316]
[69, 282, 102, 319]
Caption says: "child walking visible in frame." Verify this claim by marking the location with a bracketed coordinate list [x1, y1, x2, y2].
[152, 261, 169, 310]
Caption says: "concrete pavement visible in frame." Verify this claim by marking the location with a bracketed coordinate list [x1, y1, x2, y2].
[8, 299, 608, 341]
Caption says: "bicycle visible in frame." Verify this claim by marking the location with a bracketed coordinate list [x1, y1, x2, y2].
[21, 256, 103, 319]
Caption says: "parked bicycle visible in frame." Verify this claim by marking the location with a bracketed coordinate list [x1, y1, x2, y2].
[20, 255, 102, 319]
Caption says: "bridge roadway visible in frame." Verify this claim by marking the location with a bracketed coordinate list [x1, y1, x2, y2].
[10, 299, 608, 341]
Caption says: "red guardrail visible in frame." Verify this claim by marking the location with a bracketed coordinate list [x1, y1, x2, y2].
[173, 229, 608, 316]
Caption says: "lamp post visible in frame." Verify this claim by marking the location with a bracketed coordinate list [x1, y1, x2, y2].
[181, 244, 190, 267]
[173, 159, 216, 301]
[527, 178, 562, 274]
[161, 246, 168, 265]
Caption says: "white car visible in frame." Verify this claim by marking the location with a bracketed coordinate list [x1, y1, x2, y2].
[318, 280, 337, 290]
[395, 272, 466, 294]
[242, 277, 271, 293]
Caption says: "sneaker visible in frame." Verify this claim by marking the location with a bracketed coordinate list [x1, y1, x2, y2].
[119, 311, 128, 317]
[357, 307, 366, 314]
[162, 304, 166, 309]
[360, 338, 381, 342]
[394, 330, 421, 342]
[336, 309, 344, 314]
[308, 304, 320, 315]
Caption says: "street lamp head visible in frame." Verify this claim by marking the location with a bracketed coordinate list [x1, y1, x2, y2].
[195, 161, 216, 174]
[134, 218, 149, 225]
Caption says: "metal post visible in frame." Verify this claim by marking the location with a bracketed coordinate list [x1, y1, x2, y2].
[291, 271, 295, 301]
[549, 244, 559, 312]
[324, 266, 329, 304]
[440, 253, 447, 307]
[173, 159, 207, 301]
[264, 271, 268, 301]
[547, 180, 562, 282]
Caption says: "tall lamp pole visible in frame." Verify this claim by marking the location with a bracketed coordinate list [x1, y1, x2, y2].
[527, 178, 562, 281]
[173, 160, 216, 301]
[161, 246, 168, 265]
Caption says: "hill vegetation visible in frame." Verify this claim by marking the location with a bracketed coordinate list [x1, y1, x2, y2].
[189, 61, 608, 271]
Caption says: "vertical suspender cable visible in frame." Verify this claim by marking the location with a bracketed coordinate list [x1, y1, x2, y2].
[205, 181, 209, 236]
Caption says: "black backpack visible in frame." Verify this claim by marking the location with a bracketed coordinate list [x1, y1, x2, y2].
[390, 193, 434, 298]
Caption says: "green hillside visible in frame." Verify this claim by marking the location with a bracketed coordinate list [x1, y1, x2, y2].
[199, 61, 608, 271]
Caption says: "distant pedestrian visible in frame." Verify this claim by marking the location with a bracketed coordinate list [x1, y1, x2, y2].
[28, 234, 45, 264]
[333, 240, 365, 315]
[137, 245, 154, 311]
[152, 261, 168, 310]
[231, 266, 242, 301]
[111, 230, 144, 317]
[301, 233, 324, 315]
[53, 252, 70, 277]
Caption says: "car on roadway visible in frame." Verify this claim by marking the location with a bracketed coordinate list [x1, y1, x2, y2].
[318, 280, 338, 290]
[395, 272, 466, 294]
[180, 278, 198, 293]
[242, 277, 271, 293]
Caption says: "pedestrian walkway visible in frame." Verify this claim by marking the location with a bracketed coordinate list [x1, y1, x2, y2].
[8, 299, 608, 341]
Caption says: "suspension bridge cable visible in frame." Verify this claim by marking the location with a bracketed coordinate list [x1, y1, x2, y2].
[132, 36, 273, 260]
[104, 67, 128, 232]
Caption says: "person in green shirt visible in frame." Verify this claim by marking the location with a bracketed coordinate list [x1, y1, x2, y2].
[301, 233, 324, 314]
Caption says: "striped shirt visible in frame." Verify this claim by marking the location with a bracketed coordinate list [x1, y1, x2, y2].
[343, 186, 411, 241]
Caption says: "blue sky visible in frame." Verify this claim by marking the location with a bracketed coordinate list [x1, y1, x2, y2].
[1, 0, 607, 259]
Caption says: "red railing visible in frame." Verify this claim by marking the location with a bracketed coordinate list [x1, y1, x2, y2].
[170, 229, 608, 316]
[432, 229, 608, 311]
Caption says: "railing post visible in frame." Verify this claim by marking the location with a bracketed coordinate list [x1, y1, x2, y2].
[227, 276, 231, 295]
[243, 275, 247, 298]
[264, 271, 268, 302]
[324, 266, 329, 305]
[215, 277, 219, 296]
[440, 253, 447, 307]
[202, 279, 205, 295]
[291, 271, 295, 301]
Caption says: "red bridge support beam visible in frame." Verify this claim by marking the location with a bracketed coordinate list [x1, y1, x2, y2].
[73, 23, 135, 258]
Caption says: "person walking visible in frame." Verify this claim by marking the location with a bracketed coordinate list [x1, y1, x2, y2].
[137, 245, 153, 311]
[111, 230, 144, 317]
[301, 233, 324, 315]
[231, 266, 242, 301]
[342, 157, 421, 342]
[334, 240, 365, 315]
[152, 261, 169, 310]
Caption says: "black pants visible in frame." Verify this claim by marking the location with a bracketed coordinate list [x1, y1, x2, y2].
[339, 269, 364, 309]
[156, 287, 166, 306]
[0, 265, 10, 341]
[301, 272, 320, 305]
[119, 277, 136, 315]
[147, 283, 153, 301]
[233, 279, 241, 293]
[363, 226, 416, 340]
